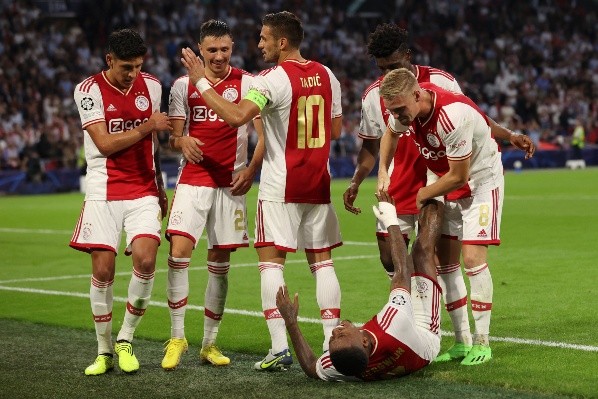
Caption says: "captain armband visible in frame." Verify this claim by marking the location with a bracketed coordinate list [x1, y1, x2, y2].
[244, 89, 268, 111]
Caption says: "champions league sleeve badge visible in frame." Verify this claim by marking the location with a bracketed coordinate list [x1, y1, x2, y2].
[81, 97, 94, 111]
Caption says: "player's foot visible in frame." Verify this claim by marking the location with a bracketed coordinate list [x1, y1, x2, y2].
[461, 344, 492, 365]
[84, 354, 114, 376]
[114, 340, 139, 373]
[254, 349, 293, 371]
[434, 343, 472, 362]
[161, 338, 188, 370]
[200, 344, 230, 366]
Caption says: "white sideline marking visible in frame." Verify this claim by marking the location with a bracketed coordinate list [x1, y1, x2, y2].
[0, 255, 377, 284]
[0, 284, 596, 353]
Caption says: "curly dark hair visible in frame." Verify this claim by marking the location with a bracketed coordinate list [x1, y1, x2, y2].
[366, 23, 410, 58]
[200, 19, 232, 42]
[106, 28, 147, 60]
[262, 11, 304, 48]
[329, 345, 369, 377]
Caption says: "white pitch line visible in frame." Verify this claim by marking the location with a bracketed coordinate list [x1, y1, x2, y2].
[0, 255, 378, 284]
[0, 284, 596, 353]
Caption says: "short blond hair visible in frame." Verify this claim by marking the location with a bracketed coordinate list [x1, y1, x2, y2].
[379, 68, 419, 101]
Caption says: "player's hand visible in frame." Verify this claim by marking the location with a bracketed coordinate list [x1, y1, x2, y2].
[149, 111, 173, 133]
[343, 182, 361, 214]
[230, 166, 255, 196]
[373, 192, 398, 228]
[377, 170, 390, 195]
[177, 136, 204, 164]
[158, 187, 168, 220]
[276, 285, 299, 326]
[415, 188, 427, 210]
[510, 133, 536, 159]
[180, 47, 206, 86]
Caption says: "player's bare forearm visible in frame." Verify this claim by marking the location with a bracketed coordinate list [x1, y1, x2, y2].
[416, 158, 469, 208]
[276, 286, 319, 379]
[352, 139, 379, 186]
[488, 117, 535, 159]
[86, 112, 171, 157]
[285, 322, 320, 379]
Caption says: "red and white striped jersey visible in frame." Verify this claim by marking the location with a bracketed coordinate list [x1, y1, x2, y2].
[316, 288, 434, 381]
[389, 83, 503, 200]
[168, 67, 255, 187]
[251, 59, 342, 204]
[360, 65, 462, 214]
[74, 71, 162, 201]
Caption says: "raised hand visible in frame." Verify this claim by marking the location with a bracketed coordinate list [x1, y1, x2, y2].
[180, 47, 206, 86]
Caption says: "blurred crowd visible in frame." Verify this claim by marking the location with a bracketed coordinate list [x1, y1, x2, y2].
[1, 0, 597, 175]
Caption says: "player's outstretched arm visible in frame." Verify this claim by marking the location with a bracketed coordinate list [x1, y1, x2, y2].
[373, 192, 411, 292]
[231, 118, 265, 196]
[343, 139, 380, 215]
[276, 286, 319, 379]
[377, 128, 399, 194]
[181, 47, 260, 128]
[488, 117, 535, 159]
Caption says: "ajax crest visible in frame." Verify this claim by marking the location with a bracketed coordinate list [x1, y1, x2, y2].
[135, 95, 150, 111]
[222, 87, 239, 102]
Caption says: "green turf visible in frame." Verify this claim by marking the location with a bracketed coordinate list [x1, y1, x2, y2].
[1, 168, 597, 398]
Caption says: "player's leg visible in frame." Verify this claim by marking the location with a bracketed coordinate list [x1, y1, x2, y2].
[376, 213, 415, 279]
[86, 249, 117, 375]
[200, 248, 232, 366]
[115, 196, 161, 373]
[72, 200, 120, 376]
[301, 203, 343, 353]
[434, 201, 473, 362]
[411, 200, 443, 279]
[460, 185, 502, 365]
[460, 243, 493, 365]
[162, 185, 215, 370]
[254, 245, 292, 370]
[254, 200, 296, 370]
[161, 235, 193, 370]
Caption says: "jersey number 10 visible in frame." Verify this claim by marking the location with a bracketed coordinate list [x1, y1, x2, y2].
[297, 95, 326, 149]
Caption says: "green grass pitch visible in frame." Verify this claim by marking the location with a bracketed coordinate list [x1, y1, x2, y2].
[1, 168, 597, 398]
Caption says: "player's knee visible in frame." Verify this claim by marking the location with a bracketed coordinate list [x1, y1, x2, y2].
[135, 256, 157, 274]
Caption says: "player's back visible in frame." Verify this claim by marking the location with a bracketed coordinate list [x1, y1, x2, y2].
[257, 60, 341, 204]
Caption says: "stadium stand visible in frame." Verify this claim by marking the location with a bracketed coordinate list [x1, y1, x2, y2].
[0, 0, 596, 194]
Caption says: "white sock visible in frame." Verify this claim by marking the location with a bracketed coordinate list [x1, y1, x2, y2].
[310, 260, 341, 352]
[436, 262, 472, 346]
[202, 261, 229, 347]
[259, 262, 288, 354]
[167, 256, 190, 339]
[90, 276, 114, 355]
[466, 263, 493, 345]
[117, 269, 154, 342]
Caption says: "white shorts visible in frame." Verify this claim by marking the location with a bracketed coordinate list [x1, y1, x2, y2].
[166, 184, 249, 249]
[376, 214, 417, 237]
[255, 200, 342, 252]
[70, 196, 161, 254]
[442, 184, 503, 245]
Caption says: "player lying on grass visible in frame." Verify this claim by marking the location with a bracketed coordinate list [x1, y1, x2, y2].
[276, 192, 443, 381]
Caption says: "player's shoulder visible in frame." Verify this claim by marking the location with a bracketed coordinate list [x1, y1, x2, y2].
[75, 75, 98, 94]
[362, 77, 383, 101]
[172, 75, 190, 85]
[234, 67, 255, 77]
[258, 65, 279, 77]
[428, 67, 456, 81]
[140, 71, 160, 83]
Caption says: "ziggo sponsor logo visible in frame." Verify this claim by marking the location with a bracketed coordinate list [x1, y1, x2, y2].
[109, 117, 149, 133]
